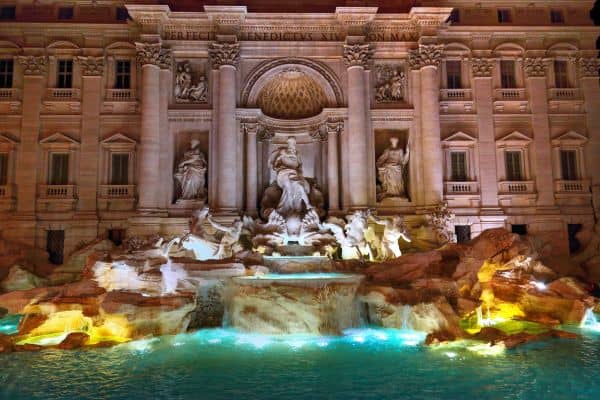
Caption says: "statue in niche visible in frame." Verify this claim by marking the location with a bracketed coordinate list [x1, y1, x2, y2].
[375, 65, 406, 103]
[175, 62, 207, 102]
[376, 136, 410, 201]
[174, 139, 207, 201]
[368, 215, 412, 260]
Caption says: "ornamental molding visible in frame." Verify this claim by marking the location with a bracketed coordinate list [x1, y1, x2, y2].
[578, 57, 599, 78]
[209, 42, 240, 69]
[471, 58, 494, 78]
[256, 123, 275, 142]
[17, 56, 47, 75]
[374, 64, 406, 103]
[524, 57, 548, 78]
[309, 125, 328, 142]
[326, 118, 344, 135]
[77, 56, 104, 76]
[342, 43, 373, 68]
[135, 42, 172, 69]
[408, 45, 443, 70]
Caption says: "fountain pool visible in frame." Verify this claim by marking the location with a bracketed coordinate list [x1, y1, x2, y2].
[1, 326, 599, 400]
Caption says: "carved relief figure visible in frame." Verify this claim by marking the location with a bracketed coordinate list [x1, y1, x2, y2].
[174, 139, 207, 201]
[375, 65, 406, 103]
[376, 136, 410, 200]
[369, 215, 412, 260]
[175, 61, 207, 102]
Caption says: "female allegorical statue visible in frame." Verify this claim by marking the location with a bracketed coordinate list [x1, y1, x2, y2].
[174, 139, 207, 200]
[376, 136, 410, 200]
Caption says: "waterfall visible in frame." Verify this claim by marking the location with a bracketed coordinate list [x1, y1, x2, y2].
[580, 308, 600, 331]
[476, 305, 494, 327]
[401, 305, 413, 330]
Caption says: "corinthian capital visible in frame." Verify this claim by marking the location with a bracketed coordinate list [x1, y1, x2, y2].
[77, 56, 105, 76]
[209, 42, 240, 69]
[408, 45, 443, 70]
[524, 57, 548, 78]
[471, 58, 494, 78]
[579, 57, 599, 78]
[326, 118, 344, 135]
[342, 43, 372, 68]
[17, 56, 47, 75]
[135, 42, 172, 69]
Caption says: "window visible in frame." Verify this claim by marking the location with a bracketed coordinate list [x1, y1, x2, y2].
[511, 224, 527, 235]
[450, 152, 467, 181]
[447, 9, 460, 24]
[560, 150, 578, 180]
[58, 7, 73, 20]
[455, 225, 471, 243]
[108, 228, 126, 246]
[554, 60, 569, 88]
[500, 60, 516, 88]
[0, 59, 12, 88]
[115, 60, 131, 89]
[47, 230, 65, 265]
[550, 9, 564, 24]
[110, 153, 129, 185]
[505, 151, 523, 181]
[0, 153, 7, 186]
[0, 6, 16, 20]
[49, 153, 69, 185]
[57, 60, 73, 89]
[446, 60, 462, 89]
[497, 9, 512, 23]
[567, 224, 582, 254]
[116, 6, 129, 21]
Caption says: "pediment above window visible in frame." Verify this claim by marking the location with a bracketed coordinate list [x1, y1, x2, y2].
[442, 131, 477, 147]
[101, 133, 137, 150]
[39, 133, 80, 149]
[551, 131, 587, 146]
[0, 133, 18, 150]
[496, 131, 532, 147]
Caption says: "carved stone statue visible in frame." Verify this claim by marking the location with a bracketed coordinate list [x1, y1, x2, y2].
[175, 61, 207, 102]
[174, 139, 207, 201]
[322, 210, 373, 260]
[369, 215, 412, 260]
[429, 202, 455, 244]
[375, 65, 405, 103]
[376, 136, 410, 201]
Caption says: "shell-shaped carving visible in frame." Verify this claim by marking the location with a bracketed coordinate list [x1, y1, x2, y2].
[257, 69, 328, 120]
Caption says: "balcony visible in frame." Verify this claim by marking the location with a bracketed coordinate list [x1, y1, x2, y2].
[444, 181, 479, 194]
[0, 88, 21, 101]
[549, 88, 581, 100]
[37, 184, 76, 212]
[45, 88, 81, 101]
[498, 180, 535, 194]
[39, 184, 76, 198]
[494, 88, 526, 101]
[99, 184, 135, 198]
[554, 180, 590, 193]
[105, 89, 136, 101]
[440, 89, 472, 101]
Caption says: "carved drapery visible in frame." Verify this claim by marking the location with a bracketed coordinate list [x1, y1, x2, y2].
[342, 44, 372, 68]
[77, 56, 105, 76]
[579, 57, 600, 78]
[17, 56, 47, 75]
[135, 42, 172, 68]
[408, 45, 443, 70]
[524, 57, 548, 78]
[471, 58, 494, 78]
[209, 42, 240, 69]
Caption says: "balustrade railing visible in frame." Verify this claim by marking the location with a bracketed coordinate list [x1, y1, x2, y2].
[440, 89, 472, 101]
[99, 184, 135, 198]
[105, 89, 135, 101]
[46, 88, 81, 101]
[39, 184, 75, 198]
[554, 180, 590, 193]
[444, 181, 479, 194]
[498, 181, 535, 193]
[494, 88, 526, 101]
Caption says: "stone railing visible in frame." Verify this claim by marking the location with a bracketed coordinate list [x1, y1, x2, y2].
[498, 180, 535, 194]
[46, 88, 81, 101]
[98, 184, 135, 198]
[554, 180, 590, 193]
[444, 181, 479, 194]
[494, 88, 526, 101]
[105, 89, 136, 101]
[39, 184, 76, 198]
[0, 88, 20, 100]
[548, 88, 581, 100]
[440, 89, 472, 101]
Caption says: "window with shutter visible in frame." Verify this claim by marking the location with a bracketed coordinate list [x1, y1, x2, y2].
[57, 60, 73, 89]
[49, 153, 69, 185]
[560, 150, 577, 180]
[554, 60, 569, 89]
[500, 60, 516, 88]
[450, 152, 467, 181]
[110, 153, 129, 185]
[446, 61, 462, 89]
[0, 153, 8, 186]
[505, 151, 523, 181]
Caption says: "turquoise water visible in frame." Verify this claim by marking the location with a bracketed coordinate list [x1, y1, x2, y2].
[1, 327, 599, 400]
[0, 314, 21, 335]
[237, 272, 357, 280]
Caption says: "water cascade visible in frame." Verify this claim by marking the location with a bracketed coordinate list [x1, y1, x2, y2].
[580, 308, 600, 331]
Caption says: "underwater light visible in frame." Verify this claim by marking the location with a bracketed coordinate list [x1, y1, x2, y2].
[532, 281, 547, 290]
[445, 351, 458, 359]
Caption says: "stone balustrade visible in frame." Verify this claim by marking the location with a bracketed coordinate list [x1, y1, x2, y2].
[444, 181, 479, 194]
[548, 88, 581, 100]
[105, 89, 136, 101]
[98, 184, 136, 198]
[38, 184, 76, 199]
[440, 88, 472, 101]
[0, 88, 20, 100]
[494, 88, 526, 101]
[554, 179, 590, 193]
[45, 88, 81, 101]
[498, 180, 535, 194]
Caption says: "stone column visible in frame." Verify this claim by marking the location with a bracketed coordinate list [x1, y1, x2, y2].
[525, 57, 554, 209]
[326, 118, 343, 212]
[409, 45, 444, 207]
[135, 42, 171, 213]
[342, 43, 372, 209]
[472, 58, 500, 210]
[243, 122, 258, 215]
[209, 42, 240, 214]
[12, 56, 45, 244]
[579, 57, 600, 218]
[77, 56, 104, 216]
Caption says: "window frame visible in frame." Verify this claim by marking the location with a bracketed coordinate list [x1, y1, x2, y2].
[553, 59, 570, 89]
[110, 152, 130, 185]
[497, 8, 512, 24]
[441, 131, 478, 184]
[48, 152, 70, 185]
[550, 9, 564, 24]
[445, 60, 462, 90]
[496, 131, 533, 183]
[38, 133, 80, 189]
[56, 59, 73, 89]
[551, 131, 588, 184]
[504, 150, 524, 181]
[114, 59, 131, 89]
[0, 59, 13, 89]
[100, 133, 137, 187]
[499, 59, 517, 89]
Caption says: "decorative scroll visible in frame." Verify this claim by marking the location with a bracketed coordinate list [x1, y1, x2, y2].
[135, 42, 172, 68]
[524, 57, 548, 78]
[17, 56, 47, 75]
[342, 44, 372, 68]
[408, 45, 443, 70]
[579, 57, 599, 78]
[471, 58, 493, 78]
[77, 56, 105, 76]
